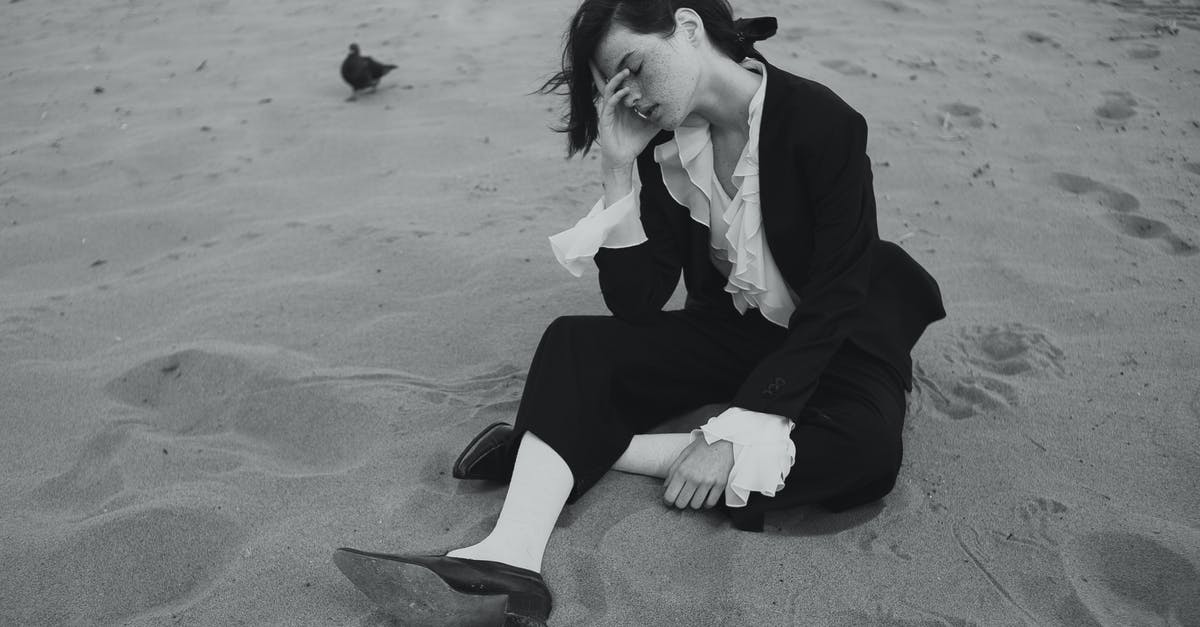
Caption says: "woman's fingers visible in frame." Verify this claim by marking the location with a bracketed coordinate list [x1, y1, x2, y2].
[593, 67, 629, 101]
[663, 475, 682, 506]
[704, 484, 723, 509]
[663, 458, 682, 504]
[606, 87, 632, 117]
[589, 61, 607, 95]
[607, 68, 630, 93]
[664, 479, 724, 510]
[673, 482, 697, 509]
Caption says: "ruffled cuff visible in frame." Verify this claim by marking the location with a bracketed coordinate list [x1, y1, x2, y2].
[548, 169, 647, 277]
[691, 407, 795, 508]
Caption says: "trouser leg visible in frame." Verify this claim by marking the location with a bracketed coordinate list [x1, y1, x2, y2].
[512, 311, 785, 502]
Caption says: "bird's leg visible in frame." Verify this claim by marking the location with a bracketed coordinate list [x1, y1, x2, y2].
[346, 91, 358, 102]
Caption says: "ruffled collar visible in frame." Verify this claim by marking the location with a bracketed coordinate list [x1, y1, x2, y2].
[649, 58, 794, 328]
[654, 58, 768, 219]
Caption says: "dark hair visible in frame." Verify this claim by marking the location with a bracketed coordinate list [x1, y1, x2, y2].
[539, 0, 751, 157]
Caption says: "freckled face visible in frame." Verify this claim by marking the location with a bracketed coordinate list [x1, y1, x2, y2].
[594, 22, 701, 130]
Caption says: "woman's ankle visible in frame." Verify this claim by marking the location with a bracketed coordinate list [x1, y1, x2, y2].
[446, 542, 542, 573]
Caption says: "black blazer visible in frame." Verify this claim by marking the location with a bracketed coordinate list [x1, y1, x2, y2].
[593, 57, 946, 419]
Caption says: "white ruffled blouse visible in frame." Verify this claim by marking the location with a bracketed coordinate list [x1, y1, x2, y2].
[547, 58, 796, 508]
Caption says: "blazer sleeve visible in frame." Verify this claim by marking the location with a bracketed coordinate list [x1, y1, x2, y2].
[593, 151, 685, 324]
[731, 108, 875, 418]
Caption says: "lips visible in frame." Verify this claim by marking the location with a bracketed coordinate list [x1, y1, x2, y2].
[637, 104, 658, 120]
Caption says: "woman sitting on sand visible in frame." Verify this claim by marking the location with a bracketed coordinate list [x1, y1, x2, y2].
[335, 0, 945, 623]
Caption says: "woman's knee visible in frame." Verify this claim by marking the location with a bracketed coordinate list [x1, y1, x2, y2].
[542, 315, 607, 341]
[849, 418, 902, 478]
[814, 405, 902, 479]
[538, 315, 640, 356]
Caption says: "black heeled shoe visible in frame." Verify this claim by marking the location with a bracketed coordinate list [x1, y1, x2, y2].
[452, 422, 517, 483]
[333, 548, 552, 626]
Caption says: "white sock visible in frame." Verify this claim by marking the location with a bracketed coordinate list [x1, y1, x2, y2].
[612, 433, 692, 478]
[446, 432, 572, 573]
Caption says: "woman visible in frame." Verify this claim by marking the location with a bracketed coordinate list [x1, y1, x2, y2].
[334, 1, 946, 624]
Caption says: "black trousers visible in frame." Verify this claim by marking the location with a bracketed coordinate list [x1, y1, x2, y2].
[511, 309, 907, 516]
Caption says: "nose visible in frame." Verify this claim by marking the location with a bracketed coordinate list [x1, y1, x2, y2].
[620, 82, 642, 110]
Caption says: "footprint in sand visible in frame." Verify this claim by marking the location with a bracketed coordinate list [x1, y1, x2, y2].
[2, 506, 243, 625]
[1183, 162, 1200, 176]
[1062, 531, 1200, 625]
[1023, 31, 1062, 48]
[1052, 172, 1140, 212]
[937, 102, 985, 130]
[821, 59, 869, 76]
[1103, 214, 1199, 255]
[952, 498, 1102, 625]
[958, 497, 1200, 626]
[910, 322, 1062, 422]
[1126, 43, 1161, 60]
[911, 361, 1018, 421]
[1052, 172, 1198, 255]
[1094, 90, 1138, 122]
[957, 323, 1067, 378]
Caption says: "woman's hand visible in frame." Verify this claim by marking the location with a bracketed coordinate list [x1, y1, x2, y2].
[590, 62, 659, 175]
[663, 437, 734, 510]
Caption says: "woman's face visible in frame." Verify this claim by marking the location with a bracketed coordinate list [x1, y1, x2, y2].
[593, 19, 702, 130]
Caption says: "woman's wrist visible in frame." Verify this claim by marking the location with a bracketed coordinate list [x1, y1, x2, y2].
[601, 162, 634, 206]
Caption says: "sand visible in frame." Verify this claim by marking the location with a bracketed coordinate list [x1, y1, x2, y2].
[2, 0, 1198, 624]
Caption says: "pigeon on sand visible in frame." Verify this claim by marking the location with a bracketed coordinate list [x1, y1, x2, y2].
[340, 43, 397, 101]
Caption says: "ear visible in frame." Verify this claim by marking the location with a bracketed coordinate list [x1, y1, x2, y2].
[674, 8, 704, 47]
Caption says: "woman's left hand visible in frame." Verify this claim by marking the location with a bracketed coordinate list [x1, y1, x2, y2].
[663, 438, 734, 510]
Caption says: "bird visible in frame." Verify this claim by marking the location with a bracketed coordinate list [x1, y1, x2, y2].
[340, 43, 397, 101]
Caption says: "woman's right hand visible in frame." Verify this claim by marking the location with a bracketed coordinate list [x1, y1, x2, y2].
[590, 62, 659, 175]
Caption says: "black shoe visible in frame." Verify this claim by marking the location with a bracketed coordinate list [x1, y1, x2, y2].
[452, 422, 517, 483]
[333, 548, 551, 626]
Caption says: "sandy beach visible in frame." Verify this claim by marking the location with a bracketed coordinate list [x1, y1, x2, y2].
[2, 0, 1199, 624]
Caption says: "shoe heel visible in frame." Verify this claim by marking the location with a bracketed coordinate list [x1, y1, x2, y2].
[334, 549, 509, 626]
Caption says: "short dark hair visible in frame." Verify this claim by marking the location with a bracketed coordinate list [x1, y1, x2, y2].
[539, 0, 748, 157]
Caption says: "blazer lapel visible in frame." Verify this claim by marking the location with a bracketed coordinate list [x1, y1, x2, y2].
[754, 57, 813, 286]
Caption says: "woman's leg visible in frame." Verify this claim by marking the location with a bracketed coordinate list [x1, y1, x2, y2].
[511, 313, 784, 503]
[446, 432, 571, 573]
[442, 432, 691, 573]
[447, 312, 783, 570]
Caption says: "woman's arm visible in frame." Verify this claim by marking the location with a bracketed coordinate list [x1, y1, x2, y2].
[583, 65, 683, 323]
[593, 154, 684, 323]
